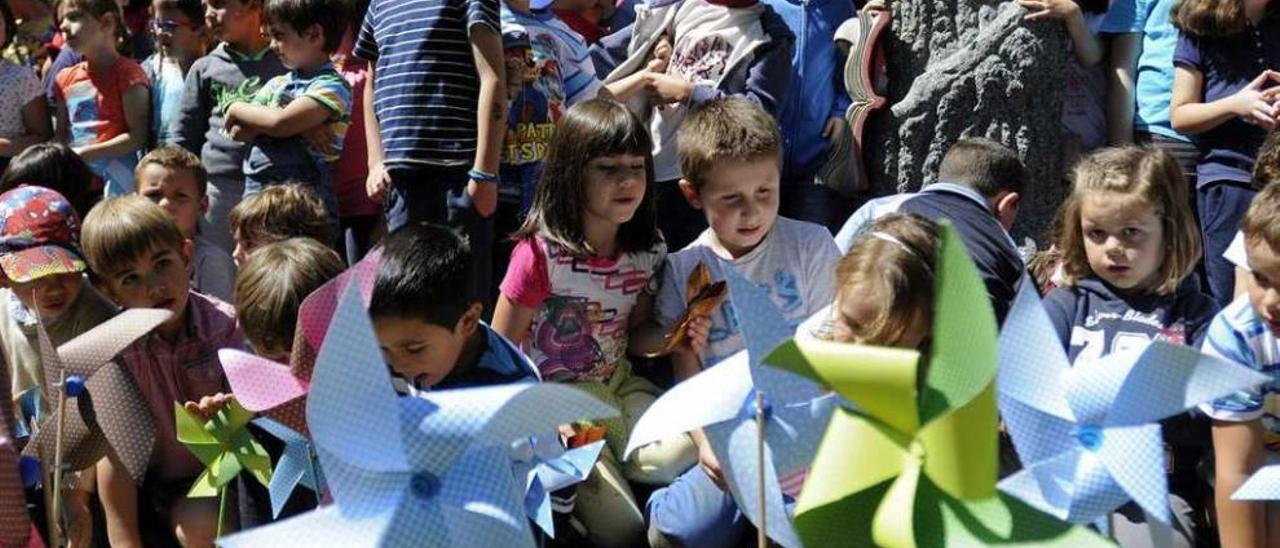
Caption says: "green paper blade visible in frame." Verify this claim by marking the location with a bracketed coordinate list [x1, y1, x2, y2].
[921, 224, 998, 425]
[795, 410, 911, 518]
[918, 384, 997, 500]
[175, 402, 218, 445]
[765, 339, 921, 434]
[872, 450, 924, 548]
[212, 451, 244, 488]
[912, 477, 1113, 547]
[187, 469, 220, 498]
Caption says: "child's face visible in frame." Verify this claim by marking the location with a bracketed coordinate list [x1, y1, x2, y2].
[103, 243, 193, 332]
[832, 288, 928, 350]
[582, 154, 647, 231]
[232, 228, 277, 267]
[267, 22, 326, 69]
[373, 308, 480, 387]
[203, 0, 259, 45]
[1080, 193, 1165, 292]
[1246, 236, 1280, 337]
[683, 155, 780, 258]
[59, 4, 112, 52]
[138, 164, 208, 239]
[9, 272, 84, 320]
[152, 4, 203, 57]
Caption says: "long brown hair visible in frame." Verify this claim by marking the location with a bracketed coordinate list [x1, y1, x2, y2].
[513, 98, 660, 256]
[1173, 0, 1280, 40]
[832, 213, 938, 347]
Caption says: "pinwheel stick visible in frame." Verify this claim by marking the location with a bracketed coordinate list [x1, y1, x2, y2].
[48, 368, 67, 548]
[755, 390, 766, 548]
[217, 485, 228, 539]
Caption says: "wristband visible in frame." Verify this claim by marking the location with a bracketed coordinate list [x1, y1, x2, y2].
[468, 168, 499, 184]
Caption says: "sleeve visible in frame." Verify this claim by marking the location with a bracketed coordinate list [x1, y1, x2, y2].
[304, 74, 353, 120]
[500, 238, 553, 308]
[589, 23, 636, 77]
[688, 7, 794, 114]
[1041, 288, 1077, 348]
[1198, 313, 1266, 421]
[561, 31, 604, 105]
[467, 0, 500, 35]
[246, 75, 283, 109]
[804, 227, 841, 318]
[1171, 31, 1202, 71]
[1098, 0, 1146, 34]
[654, 256, 685, 330]
[167, 59, 210, 151]
[121, 61, 150, 90]
[353, 3, 380, 62]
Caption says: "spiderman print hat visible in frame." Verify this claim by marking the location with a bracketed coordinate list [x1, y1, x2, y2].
[0, 186, 87, 283]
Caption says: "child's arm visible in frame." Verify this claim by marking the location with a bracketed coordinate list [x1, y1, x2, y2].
[1172, 67, 1280, 134]
[1019, 0, 1102, 67]
[97, 452, 144, 548]
[469, 22, 506, 218]
[648, 11, 793, 114]
[74, 84, 149, 161]
[223, 98, 334, 140]
[493, 295, 537, 347]
[1105, 32, 1140, 145]
[602, 34, 670, 101]
[1212, 418, 1266, 547]
[0, 94, 52, 156]
[364, 65, 392, 201]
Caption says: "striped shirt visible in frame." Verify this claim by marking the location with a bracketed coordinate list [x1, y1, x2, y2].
[354, 0, 499, 168]
[1200, 296, 1280, 447]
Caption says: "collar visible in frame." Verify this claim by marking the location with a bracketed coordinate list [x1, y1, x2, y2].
[920, 182, 991, 211]
[223, 42, 272, 62]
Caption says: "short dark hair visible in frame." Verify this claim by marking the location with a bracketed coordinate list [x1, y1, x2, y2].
[678, 97, 781, 192]
[935, 138, 1027, 197]
[0, 143, 97, 217]
[370, 223, 477, 328]
[235, 237, 344, 357]
[136, 146, 208, 197]
[264, 0, 350, 53]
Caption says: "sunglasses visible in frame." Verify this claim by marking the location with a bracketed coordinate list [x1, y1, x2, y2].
[151, 19, 192, 33]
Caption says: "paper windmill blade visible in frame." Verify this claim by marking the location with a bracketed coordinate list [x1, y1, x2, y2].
[626, 263, 831, 548]
[764, 224, 1109, 547]
[251, 417, 325, 518]
[218, 278, 618, 548]
[658, 261, 728, 355]
[998, 278, 1271, 525]
[176, 400, 271, 498]
[1, 348, 43, 547]
[22, 309, 173, 483]
[1233, 465, 1280, 500]
[222, 249, 381, 436]
[509, 436, 603, 538]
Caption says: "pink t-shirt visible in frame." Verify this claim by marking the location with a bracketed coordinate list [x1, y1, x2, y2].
[332, 58, 379, 218]
[500, 236, 665, 382]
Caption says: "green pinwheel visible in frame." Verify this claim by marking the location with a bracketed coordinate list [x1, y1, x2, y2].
[175, 400, 272, 499]
[765, 224, 1110, 547]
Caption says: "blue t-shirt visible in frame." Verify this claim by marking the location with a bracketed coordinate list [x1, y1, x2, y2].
[1172, 21, 1280, 187]
[1200, 295, 1280, 449]
[354, 0, 500, 169]
[1099, 0, 1189, 142]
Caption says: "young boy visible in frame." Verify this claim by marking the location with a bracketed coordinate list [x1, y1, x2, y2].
[227, 182, 330, 265]
[647, 97, 839, 547]
[222, 0, 351, 230]
[136, 146, 238, 302]
[591, 0, 794, 250]
[371, 222, 538, 391]
[169, 0, 285, 253]
[81, 196, 246, 547]
[143, 0, 209, 147]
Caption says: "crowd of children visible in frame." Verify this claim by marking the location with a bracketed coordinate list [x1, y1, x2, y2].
[0, 0, 1276, 544]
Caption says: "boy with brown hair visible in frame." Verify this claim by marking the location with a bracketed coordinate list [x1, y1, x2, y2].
[227, 182, 330, 265]
[648, 97, 839, 547]
[136, 146, 238, 301]
[234, 237, 344, 362]
[81, 196, 246, 547]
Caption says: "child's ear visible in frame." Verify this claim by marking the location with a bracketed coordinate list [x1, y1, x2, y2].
[678, 179, 702, 210]
[995, 192, 1020, 232]
[455, 302, 483, 337]
[199, 194, 210, 216]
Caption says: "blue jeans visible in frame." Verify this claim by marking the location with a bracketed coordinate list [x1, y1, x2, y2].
[647, 466, 750, 548]
[385, 165, 494, 302]
[1197, 181, 1255, 307]
[243, 139, 340, 245]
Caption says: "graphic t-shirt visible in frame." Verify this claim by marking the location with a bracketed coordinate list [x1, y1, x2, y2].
[54, 57, 150, 196]
[1201, 295, 1280, 452]
[500, 236, 666, 382]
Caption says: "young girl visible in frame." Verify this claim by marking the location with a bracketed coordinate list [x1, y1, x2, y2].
[493, 98, 695, 548]
[52, 0, 150, 197]
[1046, 146, 1216, 546]
[142, 0, 208, 147]
[0, 0, 51, 171]
[1169, 0, 1280, 307]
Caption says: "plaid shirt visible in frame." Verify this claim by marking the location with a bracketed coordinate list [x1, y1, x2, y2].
[120, 292, 246, 481]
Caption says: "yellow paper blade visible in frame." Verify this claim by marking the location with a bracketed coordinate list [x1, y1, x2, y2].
[871, 449, 923, 548]
[918, 384, 998, 500]
[795, 410, 910, 516]
[766, 339, 921, 435]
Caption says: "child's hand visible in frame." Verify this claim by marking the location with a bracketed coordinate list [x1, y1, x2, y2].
[1018, 0, 1079, 21]
[822, 117, 846, 143]
[225, 122, 258, 143]
[682, 316, 711, 357]
[651, 34, 672, 65]
[1230, 70, 1280, 130]
[647, 73, 694, 105]
[184, 393, 234, 422]
[862, 0, 889, 13]
[367, 161, 392, 202]
[467, 179, 498, 218]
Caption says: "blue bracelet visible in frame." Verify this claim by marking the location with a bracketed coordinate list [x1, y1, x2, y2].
[468, 169, 499, 184]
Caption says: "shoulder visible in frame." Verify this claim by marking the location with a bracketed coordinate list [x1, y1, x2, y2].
[189, 291, 242, 344]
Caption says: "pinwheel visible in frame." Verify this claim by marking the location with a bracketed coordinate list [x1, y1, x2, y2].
[176, 399, 271, 535]
[509, 435, 604, 537]
[218, 280, 618, 547]
[1, 348, 42, 547]
[764, 225, 1108, 547]
[626, 264, 833, 547]
[998, 278, 1271, 526]
[250, 417, 325, 518]
[1234, 465, 1280, 500]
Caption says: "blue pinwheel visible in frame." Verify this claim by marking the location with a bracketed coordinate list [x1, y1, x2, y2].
[626, 265, 834, 548]
[509, 435, 604, 537]
[997, 279, 1269, 525]
[251, 417, 325, 519]
[218, 280, 618, 547]
[1233, 465, 1280, 501]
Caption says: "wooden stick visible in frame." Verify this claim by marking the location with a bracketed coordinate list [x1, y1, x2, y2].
[756, 390, 766, 548]
[216, 485, 228, 539]
[48, 369, 66, 548]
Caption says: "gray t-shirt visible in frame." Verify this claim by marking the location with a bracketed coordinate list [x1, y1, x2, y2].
[191, 237, 236, 303]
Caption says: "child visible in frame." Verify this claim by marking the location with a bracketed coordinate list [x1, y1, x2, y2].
[373, 222, 538, 390]
[1022, 0, 1106, 170]
[331, 0, 379, 264]
[222, 0, 351, 230]
[1169, 0, 1280, 307]
[169, 0, 285, 253]
[1045, 146, 1215, 546]
[81, 195, 245, 547]
[646, 96, 839, 547]
[492, 98, 695, 547]
[1200, 181, 1280, 547]
[143, 0, 209, 147]
[0, 0, 52, 171]
[52, 0, 151, 197]
[356, 0, 507, 301]
[0, 142, 98, 217]
[136, 146, 237, 301]
[591, 0, 794, 250]
[227, 182, 330, 265]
